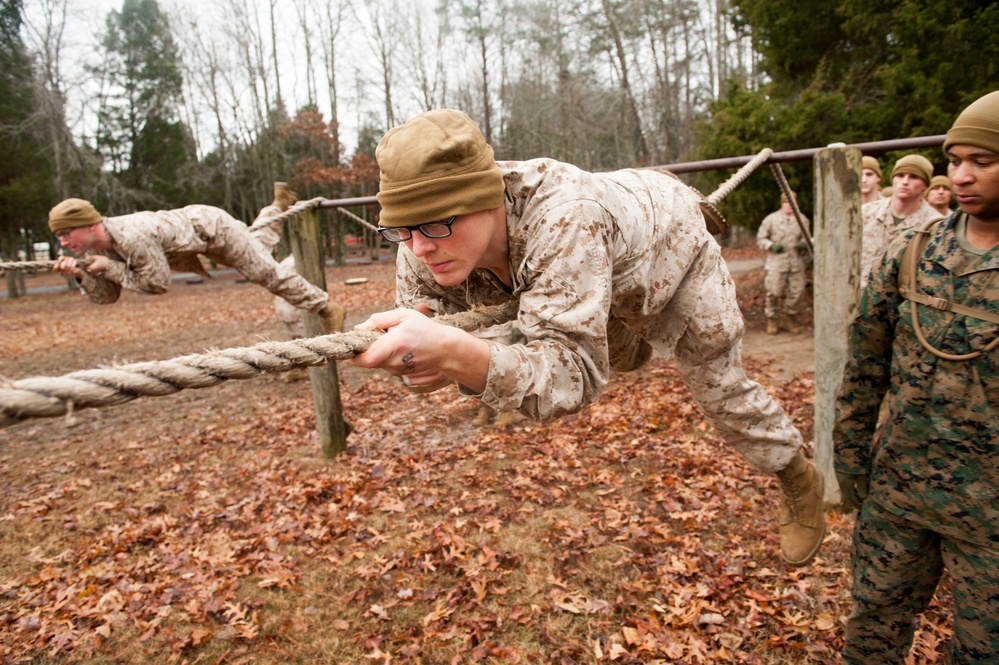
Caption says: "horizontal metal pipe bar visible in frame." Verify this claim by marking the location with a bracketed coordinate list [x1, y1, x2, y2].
[652, 135, 947, 175]
[317, 134, 947, 210]
[317, 196, 378, 209]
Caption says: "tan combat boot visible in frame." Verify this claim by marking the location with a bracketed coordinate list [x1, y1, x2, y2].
[317, 302, 346, 333]
[472, 404, 494, 427]
[273, 181, 299, 212]
[776, 451, 826, 566]
[493, 409, 517, 428]
[766, 317, 779, 335]
[779, 314, 802, 334]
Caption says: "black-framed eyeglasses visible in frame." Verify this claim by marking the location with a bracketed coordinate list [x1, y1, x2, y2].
[377, 216, 457, 243]
[54, 229, 73, 240]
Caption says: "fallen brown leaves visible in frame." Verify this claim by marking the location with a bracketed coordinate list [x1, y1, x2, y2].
[0, 254, 953, 663]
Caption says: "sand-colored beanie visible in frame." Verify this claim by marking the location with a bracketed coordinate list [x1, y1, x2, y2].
[891, 154, 933, 185]
[375, 109, 505, 227]
[48, 198, 102, 232]
[944, 90, 999, 155]
[928, 175, 951, 191]
[862, 156, 883, 179]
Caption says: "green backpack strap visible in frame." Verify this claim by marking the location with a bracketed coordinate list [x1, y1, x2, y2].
[897, 215, 999, 360]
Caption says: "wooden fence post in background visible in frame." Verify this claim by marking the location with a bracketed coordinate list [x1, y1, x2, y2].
[813, 146, 863, 506]
[289, 207, 350, 458]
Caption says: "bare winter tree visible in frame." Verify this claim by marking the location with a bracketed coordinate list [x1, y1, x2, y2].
[175, 8, 240, 210]
[358, 0, 404, 129]
[456, 0, 502, 143]
[316, 0, 348, 146]
[22, 0, 95, 199]
[593, 0, 649, 165]
[401, 0, 453, 112]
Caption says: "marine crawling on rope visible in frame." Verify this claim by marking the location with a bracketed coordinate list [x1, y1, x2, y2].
[47, 185, 345, 332]
[350, 108, 826, 567]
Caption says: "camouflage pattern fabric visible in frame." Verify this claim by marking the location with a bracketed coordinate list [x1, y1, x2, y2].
[860, 197, 941, 288]
[77, 205, 329, 313]
[843, 499, 999, 664]
[273, 255, 305, 339]
[756, 209, 809, 318]
[251, 203, 284, 253]
[835, 210, 999, 662]
[395, 158, 803, 474]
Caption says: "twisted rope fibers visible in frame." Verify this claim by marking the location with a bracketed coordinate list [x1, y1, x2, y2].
[0, 302, 519, 428]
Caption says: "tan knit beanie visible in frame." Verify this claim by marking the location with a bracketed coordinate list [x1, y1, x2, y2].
[862, 156, 882, 178]
[891, 154, 933, 185]
[375, 109, 505, 227]
[48, 198, 102, 232]
[927, 175, 951, 191]
[944, 90, 999, 155]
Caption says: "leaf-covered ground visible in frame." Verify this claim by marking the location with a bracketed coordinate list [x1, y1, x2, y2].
[0, 251, 954, 663]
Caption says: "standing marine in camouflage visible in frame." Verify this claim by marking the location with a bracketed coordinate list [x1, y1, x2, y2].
[925, 174, 954, 217]
[351, 109, 826, 566]
[834, 89, 999, 664]
[756, 193, 810, 335]
[860, 153, 942, 287]
[49, 194, 345, 330]
[861, 156, 885, 205]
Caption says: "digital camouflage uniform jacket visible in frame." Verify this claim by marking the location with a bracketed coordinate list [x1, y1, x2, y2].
[393, 159, 803, 476]
[860, 197, 941, 287]
[835, 211, 999, 548]
[77, 205, 329, 312]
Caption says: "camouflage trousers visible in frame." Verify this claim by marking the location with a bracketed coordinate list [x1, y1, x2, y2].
[844, 499, 999, 664]
[664, 241, 801, 474]
[206, 217, 329, 314]
[763, 266, 805, 319]
[273, 256, 305, 339]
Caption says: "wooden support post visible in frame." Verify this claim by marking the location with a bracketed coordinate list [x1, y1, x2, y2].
[813, 147, 863, 505]
[333, 209, 345, 266]
[289, 207, 349, 458]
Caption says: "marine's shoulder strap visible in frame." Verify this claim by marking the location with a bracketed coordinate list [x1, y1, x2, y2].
[898, 215, 999, 326]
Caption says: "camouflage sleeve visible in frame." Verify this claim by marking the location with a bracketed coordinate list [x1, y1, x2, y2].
[250, 204, 283, 253]
[756, 214, 774, 251]
[833, 245, 903, 474]
[77, 271, 122, 304]
[101, 240, 173, 295]
[479, 200, 615, 422]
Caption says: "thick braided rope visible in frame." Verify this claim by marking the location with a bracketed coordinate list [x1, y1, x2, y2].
[706, 148, 774, 206]
[1, 257, 93, 274]
[246, 197, 325, 235]
[334, 207, 380, 233]
[0, 302, 519, 428]
[0, 260, 59, 274]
